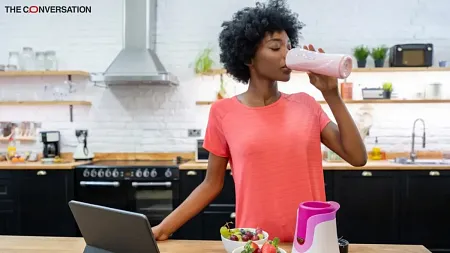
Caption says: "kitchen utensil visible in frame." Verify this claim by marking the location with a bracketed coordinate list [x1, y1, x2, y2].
[286, 48, 353, 79]
[291, 201, 341, 253]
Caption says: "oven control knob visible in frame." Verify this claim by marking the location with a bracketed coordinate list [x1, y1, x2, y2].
[165, 169, 172, 178]
[143, 169, 150, 177]
[82, 169, 90, 177]
[105, 169, 112, 177]
[135, 169, 142, 178]
[150, 169, 158, 178]
[112, 169, 119, 178]
[90, 169, 97, 177]
[97, 169, 104, 178]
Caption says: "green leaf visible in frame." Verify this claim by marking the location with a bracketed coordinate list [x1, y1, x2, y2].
[271, 237, 280, 248]
[352, 45, 370, 60]
[370, 45, 389, 60]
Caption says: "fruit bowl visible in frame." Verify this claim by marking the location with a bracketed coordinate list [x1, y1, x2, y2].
[231, 245, 287, 253]
[221, 227, 268, 253]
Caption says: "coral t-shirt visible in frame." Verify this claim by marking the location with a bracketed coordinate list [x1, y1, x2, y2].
[203, 92, 331, 242]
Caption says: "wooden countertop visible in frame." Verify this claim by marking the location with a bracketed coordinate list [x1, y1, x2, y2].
[0, 161, 90, 170]
[0, 236, 431, 253]
[179, 160, 450, 170]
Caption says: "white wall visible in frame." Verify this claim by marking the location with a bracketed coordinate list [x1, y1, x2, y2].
[0, 0, 449, 154]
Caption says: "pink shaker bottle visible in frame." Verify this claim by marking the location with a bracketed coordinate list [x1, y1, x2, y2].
[286, 48, 353, 79]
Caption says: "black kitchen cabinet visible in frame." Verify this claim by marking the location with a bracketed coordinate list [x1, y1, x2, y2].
[333, 170, 401, 244]
[400, 170, 450, 252]
[203, 210, 235, 240]
[175, 169, 236, 241]
[210, 170, 235, 206]
[203, 169, 236, 240]
[173, 169, 204, 240]
[149, 165, 450, 251]
[0, 171, 18, 235]
[324, 171, 334, 201]
[17, 169, 76, 237]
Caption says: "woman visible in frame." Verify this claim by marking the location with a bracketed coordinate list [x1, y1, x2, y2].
[152, 0, 367, 242]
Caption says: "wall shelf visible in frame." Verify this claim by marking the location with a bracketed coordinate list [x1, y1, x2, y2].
[196, 99, 450, 105]
[200, 67, 450, 76]
[0, 71, 90, 77]
[0, 101, 91, 106]
[0, 100, 91, 122]
[0, 136, 36, 142]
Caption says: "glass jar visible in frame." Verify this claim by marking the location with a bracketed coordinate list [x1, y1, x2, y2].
[44, 51, 58, 70]
[35, 52, 46, 71]
[7, 52, 20, 71]
[21, 47, 35, 70]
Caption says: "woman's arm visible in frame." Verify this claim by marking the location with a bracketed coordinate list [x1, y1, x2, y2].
[320, 91, 368, 167]
[155, 153, 229, 238]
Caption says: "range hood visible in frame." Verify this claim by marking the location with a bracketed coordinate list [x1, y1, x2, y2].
[103, 0, 179, 86]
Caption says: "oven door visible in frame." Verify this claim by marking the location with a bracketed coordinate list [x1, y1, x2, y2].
[75, 180, 130, 211]
[130, 180, 179, 227]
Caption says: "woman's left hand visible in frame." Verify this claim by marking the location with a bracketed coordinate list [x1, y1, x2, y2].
[303, 44, 339, 96]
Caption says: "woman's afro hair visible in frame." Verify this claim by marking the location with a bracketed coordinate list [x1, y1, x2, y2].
[218, 0, 305, 84]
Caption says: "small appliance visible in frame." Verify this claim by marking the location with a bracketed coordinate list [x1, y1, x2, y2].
[388, 43, 433, 67]
[73, 129, 94, 161]
[195, 139, 209, 162]
[286, 48, 353, 79]
[361, 88, 384, 99]
[40, 131, 61, 158]
[292, 201, 341, 253]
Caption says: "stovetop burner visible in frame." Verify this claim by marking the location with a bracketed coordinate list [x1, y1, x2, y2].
[75, 160, 181, 180]
[88, 160, 180, 167]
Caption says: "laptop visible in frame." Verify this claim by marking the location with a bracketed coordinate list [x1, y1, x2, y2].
[68, 200, 160, 253]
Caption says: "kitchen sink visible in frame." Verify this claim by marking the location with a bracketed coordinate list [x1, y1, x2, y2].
[390, 158, 450, 165]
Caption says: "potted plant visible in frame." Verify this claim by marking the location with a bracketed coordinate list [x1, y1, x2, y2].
[217, 73, 227, 100]
[371, 45, 388, 68]
[353, 45, 370, 68]
[193, 47, 214, 75]
[382, 82, 393, 99]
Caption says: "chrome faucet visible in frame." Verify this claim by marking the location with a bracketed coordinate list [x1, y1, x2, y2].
[410, 118, 426, 162]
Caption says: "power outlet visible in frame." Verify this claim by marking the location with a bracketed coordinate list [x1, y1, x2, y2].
[188, 129, 201, 137]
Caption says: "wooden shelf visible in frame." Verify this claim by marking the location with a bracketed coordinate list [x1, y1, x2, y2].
[201, 67, 450, 76]
[0, 101, 92, 106]
[0, 71, 90, 77]
[197, 99, 450, 105]
[0, 136, 36, 142]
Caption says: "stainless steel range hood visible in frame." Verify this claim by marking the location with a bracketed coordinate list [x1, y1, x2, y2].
[103, 0, 179, 86]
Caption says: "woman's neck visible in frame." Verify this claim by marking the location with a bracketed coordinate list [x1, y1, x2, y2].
[242, 76, 280, 107]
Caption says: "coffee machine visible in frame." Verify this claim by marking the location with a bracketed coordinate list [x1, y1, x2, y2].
[40, 131, 61, 158]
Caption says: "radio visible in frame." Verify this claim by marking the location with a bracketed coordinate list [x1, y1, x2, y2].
[389, 43, 433, 67]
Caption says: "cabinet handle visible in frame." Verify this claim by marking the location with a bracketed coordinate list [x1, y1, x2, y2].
[362, 171, 372, 177]
[36, 170, 47, 176]
[230, 212, 236, 219]
[187, 171, 197, 176]
[429, 171, 440, 176]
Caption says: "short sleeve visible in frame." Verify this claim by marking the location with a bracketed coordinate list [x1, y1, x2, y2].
[302, 93, 331, 132]
[318, 104, 331, 132]
[203, 104, 230, 158]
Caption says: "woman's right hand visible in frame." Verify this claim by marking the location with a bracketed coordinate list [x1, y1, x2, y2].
[152, 225, 170, 241]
